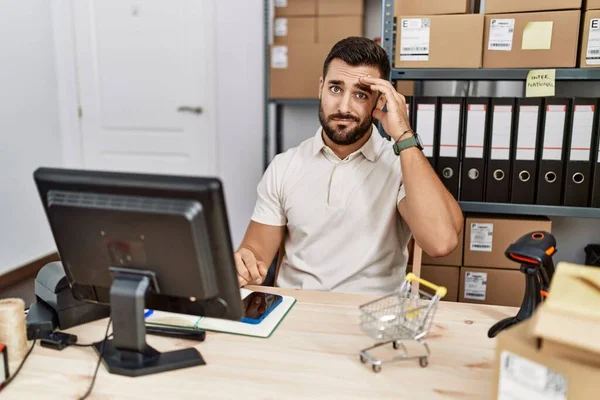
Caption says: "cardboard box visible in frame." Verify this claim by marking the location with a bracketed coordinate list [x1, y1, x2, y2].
[395, 80, 415, 97]
[275, 0, 316, 17]
[273, 17, 316, 45]
[408, 264, 460, 302]
[459, 267, 525, 307]
[422, 228, 464, 266]
[480, 0, 581, 14]
[317, 0, 363, 16]
[396, 0, 471, 16]
[270, 42, 330, 99]
[482, 11, 581, 68]
[395, 14, 484, 68]
[580, 10, 600, 68]
[317, 16, 364, 47]
[587, 0, 600, 10]
[532, 263, 600, 365]
[464, 215, 552, 269]
[492, 319, 600, 400]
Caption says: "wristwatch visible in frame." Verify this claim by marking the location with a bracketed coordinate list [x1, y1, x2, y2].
[393, 132, 424, 155]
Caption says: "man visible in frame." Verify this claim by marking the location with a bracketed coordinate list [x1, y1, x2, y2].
[235, 37, 463, 295]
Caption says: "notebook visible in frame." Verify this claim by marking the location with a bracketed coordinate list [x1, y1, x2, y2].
[145, 289, 296, 338]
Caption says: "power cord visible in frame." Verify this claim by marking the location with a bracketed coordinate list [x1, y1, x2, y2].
[78, 317, 112, 400]
[0, 329, 39, 391]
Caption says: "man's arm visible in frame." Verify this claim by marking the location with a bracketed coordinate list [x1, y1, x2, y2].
[235, 221, 285, 285]
[397, 148, 463, 257]
[360, 75, 463, 257]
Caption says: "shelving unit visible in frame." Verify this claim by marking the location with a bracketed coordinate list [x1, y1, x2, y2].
[264, 0, 600, 218]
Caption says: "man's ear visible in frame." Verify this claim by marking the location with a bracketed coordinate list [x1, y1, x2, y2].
[318, 76, 323, 99]
[377, 93, 386, 110]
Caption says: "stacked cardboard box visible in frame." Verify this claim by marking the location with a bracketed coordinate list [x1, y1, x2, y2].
[395, 0, 484, 68]
[480, 0, 582, 68]
[270, 0, 364, 99]
[409, 215, 553, 307]
[459, 215, 552, 307]
[580, 1, 600, 67]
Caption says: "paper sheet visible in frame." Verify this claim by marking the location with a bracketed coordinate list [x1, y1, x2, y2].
[522, 21, 553, 50]
[526, 69, 555, 98]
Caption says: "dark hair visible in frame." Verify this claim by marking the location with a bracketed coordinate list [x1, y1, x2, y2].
[322, 36, 391, 79]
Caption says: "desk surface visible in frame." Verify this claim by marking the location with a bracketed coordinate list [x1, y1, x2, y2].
[3, 286, 515, 399]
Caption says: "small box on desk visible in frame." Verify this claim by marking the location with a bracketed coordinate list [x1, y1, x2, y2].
[395, 14, 484, 68]
[492, 318, 600, 400]
[459, 267, 525, 307]
[408, 264, 460, 302]
[396, 0, 472, 16]
[464, 215, 552, 270]
[482, 11, 581, 68]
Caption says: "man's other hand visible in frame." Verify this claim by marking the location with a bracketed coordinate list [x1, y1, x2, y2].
[234, 247, 269, 286]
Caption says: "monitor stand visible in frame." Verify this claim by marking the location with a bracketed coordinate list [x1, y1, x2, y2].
[92, 269, 205, 377]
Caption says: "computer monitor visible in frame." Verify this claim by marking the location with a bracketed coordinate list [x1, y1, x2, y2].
[33, 167, 243, 377]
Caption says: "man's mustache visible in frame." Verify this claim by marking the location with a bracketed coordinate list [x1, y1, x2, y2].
[328, 113, 359, 122]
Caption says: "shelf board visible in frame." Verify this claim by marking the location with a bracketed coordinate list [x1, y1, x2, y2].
[459, 201, 600, 218]
[392, 68, 600, 81]
[269, 98, 319, 106]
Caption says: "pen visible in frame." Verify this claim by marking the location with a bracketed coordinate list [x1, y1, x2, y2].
[145, 326, 206, 341]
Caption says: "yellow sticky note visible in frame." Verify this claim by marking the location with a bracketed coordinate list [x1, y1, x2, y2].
[526, 69, 555, 97]
[522, 21, 553, 50]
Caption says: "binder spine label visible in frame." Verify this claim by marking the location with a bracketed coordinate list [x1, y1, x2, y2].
[516, 106, 539, 161]
[491, 106, 512, 160]
[440, 103, 461, 158]
[417, 103, 436, 158]
[465, 104, 486, 159]
[542, 105, 566, 161]
[570, 105, 594, 161]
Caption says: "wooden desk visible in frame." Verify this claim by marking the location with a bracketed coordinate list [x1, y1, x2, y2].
[3, 286, 515, 399]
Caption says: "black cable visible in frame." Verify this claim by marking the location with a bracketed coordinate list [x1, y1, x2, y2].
[78, 317, 112, 400]
[0, 329, 39, 390]
[71, 333, 113, 348]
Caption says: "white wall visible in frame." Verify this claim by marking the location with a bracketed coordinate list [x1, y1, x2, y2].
[0, 0, 62, 274]
[215, 0, 265, 248]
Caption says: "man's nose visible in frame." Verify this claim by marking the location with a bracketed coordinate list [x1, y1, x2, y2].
[338, 92, 353, 114]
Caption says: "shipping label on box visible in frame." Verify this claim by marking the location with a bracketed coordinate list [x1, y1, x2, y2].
[488, 18, 515, 51]
[586, 18, 600, 65]
[464, 271, 488, 301]
[274, 18, 288, 36]
[498, 351, 569, 400]
[271, 46, 288, 68]
[400, 18, 431, 61]
[470, 222, 493, 252]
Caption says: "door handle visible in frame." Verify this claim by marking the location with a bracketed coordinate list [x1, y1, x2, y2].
[177, 106, 203, 114]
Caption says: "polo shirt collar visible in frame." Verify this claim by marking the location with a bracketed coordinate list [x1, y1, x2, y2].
[312, 124, 385, 162]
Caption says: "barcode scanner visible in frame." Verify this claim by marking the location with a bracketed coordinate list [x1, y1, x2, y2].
[487, 231, 557, 338]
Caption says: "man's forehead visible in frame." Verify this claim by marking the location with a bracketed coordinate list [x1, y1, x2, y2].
[326, 59, 380, 82]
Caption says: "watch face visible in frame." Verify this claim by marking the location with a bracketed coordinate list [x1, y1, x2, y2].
[414, 134, 424, 150]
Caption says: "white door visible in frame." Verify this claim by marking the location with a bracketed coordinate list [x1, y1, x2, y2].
[71, 0, 217, 176]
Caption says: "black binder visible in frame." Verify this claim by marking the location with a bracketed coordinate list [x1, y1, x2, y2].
[436, 97, 464, 199]
[510, 98, 542, 204]
[485, 98, 515, 203]
[563, 98, 597, 207]
[414, 97, 438, 168]
[590, 110, 600, 208]
[536, 98, 570, 206]
[460, 98, 490, 202]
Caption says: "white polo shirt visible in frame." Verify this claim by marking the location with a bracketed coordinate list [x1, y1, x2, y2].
[250, 125, 412, 296]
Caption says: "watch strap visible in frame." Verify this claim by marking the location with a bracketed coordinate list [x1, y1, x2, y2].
[393, 136, 419, 155]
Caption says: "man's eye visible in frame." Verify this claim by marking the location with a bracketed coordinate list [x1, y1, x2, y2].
[330, 86, 341, 94]
[356, 93, 367, 100]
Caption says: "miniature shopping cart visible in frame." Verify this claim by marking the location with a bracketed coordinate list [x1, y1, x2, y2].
[358, 273, 447, 372]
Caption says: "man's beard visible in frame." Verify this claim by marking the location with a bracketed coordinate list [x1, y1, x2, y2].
[318, 102, 373, 146]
